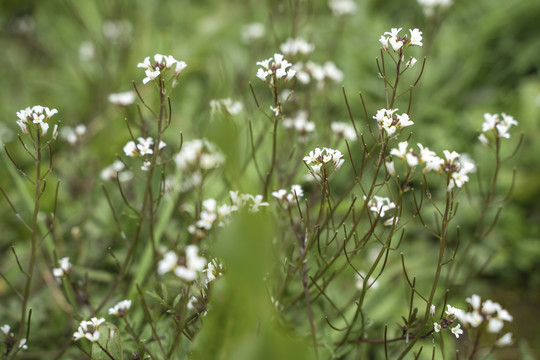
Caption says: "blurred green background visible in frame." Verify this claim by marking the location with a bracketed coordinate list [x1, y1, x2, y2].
[1, 0, 539, 358]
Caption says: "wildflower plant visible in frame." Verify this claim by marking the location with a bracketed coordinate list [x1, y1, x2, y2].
[0, 2, 529, 360]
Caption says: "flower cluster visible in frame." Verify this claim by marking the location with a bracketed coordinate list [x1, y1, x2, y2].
[174, 139, 224, 191]
[188, 198, 237, 237]
[294, 61, 344, 89]
[229, 191, 269, 212]
[16, 105, 58, 135]
[256, 53, 296, 85]
[389, 141, 475, 190]
[1, 324, 28, 351]
[174, 139, 224, 172]
[280, 37, 315, 57]
[137, 54, 187, 85]
[331, 122, 356, 141]
[272, 185, 304, 206]
[60, 124, 86, 145]
[210, 98, 243, 116]
[108, 300, 132, 318]
[73, 317, 105, 342]
[328, 0, 357, 17]
[417, 0, 453, 17]
[241, 22, 265, 44]
[100, 160, 133, 182]
[157, 245, 207, 282]
[379, 28, 423, 52]
[52, 257, 72, 278]
[303, 147, 344, 181]
[282, 111, 315, 139]
[123, 137, 166, 158]
[457, 295, 513, 335]
[364, 195, 397, 225]
[373, 108, 414, 136]
[433, 305, 464, 338]
[108, 91, 136, 106]
[479, 112, 518, 143]
[203, 258, 224, 284]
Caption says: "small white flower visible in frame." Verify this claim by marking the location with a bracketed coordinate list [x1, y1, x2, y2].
[242, 22, 265, 44]
[430, 305, 436, 317]
[280, 37, 315, 57]
[52, 257, 72, 278]
[405, 57, 417, 68]
[73, 318, 105, 342]
[478, 133, 489, 145]
[157, 251, 178, 275]
[108, 300, 132, 317]
[108, 91, 136, 106]
[495, 332, 513, 347]
[433, 322, 441, 332]
[409, 29, 423, 46]
[451, 324, 463, 338]
[331, 122, 356, 141]
[328, 0, 357, 17]
[1, 324, 10, 335]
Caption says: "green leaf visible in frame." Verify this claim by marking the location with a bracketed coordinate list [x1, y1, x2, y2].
[91, 322, 123, 360]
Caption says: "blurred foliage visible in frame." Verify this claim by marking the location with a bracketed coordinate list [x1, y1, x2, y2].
[0, 0, 539, 358]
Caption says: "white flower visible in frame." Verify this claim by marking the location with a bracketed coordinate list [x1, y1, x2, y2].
[451, 324, 463, 338]
[108, 300, 132, 317]
[242, 22, 265, 43]
[16, 105, 58, 135]
[478, 133, 489, 145]
[331, 122, 356, 141]
[101, 161, 132, 182]
[1, 324, 10, 335]
[283, 111, 315, 137]
[328, 0, 357, 17]
[405, 57, 417, 68]
[249, 194, 269, 212]
[18, 338, 27, 350]
[481, 112, 518, 139]
[280, 38, 315, 57]
[174, 245, 207, 282]
[304, 147, 344, 180]
[390, 141, 409, 159]
[108, 91, 136, 106]
[157, 251, 178, 275]
[495, 332, 513, 347]
[433, 322, 441, 332]
[73, 318, 105, 342]
[417, 0, 453, 17]
[373, 108, 413, 135]
[210, 98, 243, 115]
[52, 257, 72, 278]
[409, 29, 423, 46]
[138, 54, 185, 84]
[256, 53, 296, 84]
[430, 305, 436, 317]
[355, 272, 378, 290]
[365, 195, 396, 218]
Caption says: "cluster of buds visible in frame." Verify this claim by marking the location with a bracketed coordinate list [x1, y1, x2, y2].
[137, 54, 187, 85]
[16, 105, 58, 135]
[373, 108, 414, 136]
